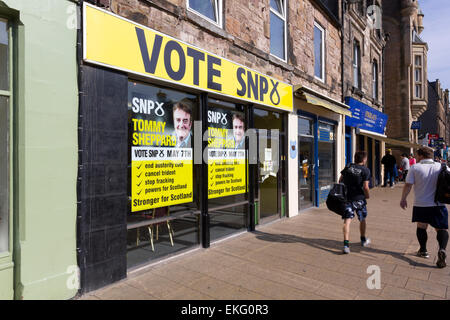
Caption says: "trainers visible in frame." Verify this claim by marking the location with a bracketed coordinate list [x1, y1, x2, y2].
[343, 246, 350, 254]
[417, 250, 430, 258]
[361, 238, 371, 247]
[437, 250, 447, 268]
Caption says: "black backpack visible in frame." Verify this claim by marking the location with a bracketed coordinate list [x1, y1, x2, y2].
[326, 183, 349, 216]
[435, 163, 450, 204]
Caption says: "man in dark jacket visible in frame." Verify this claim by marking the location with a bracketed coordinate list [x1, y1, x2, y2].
[381, 149, 396, 188]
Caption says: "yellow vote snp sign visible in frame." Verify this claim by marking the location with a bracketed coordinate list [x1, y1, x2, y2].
[83, 3, 293, 112]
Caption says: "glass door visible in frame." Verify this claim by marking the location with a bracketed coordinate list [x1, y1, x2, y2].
[367, 137, 373, 188]
[375, 140, 381, 186]
[298, 117, 315, 211]
[258, 129, 280, 220]
[317, 122, 336, 204]
[254, 108, 283, 223]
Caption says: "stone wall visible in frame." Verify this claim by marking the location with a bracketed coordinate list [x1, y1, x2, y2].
[88, 0, 342, 101]
[342, 1, 385, 111]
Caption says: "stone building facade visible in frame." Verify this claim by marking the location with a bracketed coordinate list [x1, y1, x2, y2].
[419, 79, 450, 147]
[382, 0, 428, 150]
[341, 0, 387, 186]
[342, 0, 385, 108]
[92, 0, 343, 101]
[78, 0, 350, 293]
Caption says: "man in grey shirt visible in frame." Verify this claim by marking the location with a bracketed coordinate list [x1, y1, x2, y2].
[401, 153, 410, 181]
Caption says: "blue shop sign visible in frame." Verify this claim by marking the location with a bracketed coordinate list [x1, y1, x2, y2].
[344, 97, 388, 135]
[411, 121, 421, 130]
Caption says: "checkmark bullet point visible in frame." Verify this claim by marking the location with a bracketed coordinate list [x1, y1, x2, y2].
[137, 180, 143, 187]
[137, 163, 143, 169]
[137, 172, 142, 178]
[137, 189, 143, 195]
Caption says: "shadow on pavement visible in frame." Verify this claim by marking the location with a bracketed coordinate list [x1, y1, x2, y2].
[252, 230, 432, 268]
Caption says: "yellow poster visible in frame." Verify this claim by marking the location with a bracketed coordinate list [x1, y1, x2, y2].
[131, 148, 193, 211]
[207, 108, 247, 199]
[208, 149, 247, 199]
[83, 3, 293, 112]
[129, 82, 194, 212]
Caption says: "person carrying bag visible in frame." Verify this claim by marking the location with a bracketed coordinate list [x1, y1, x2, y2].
[338, 151, 371, 254]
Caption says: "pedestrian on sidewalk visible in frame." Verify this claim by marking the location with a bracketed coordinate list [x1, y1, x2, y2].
[400, 153, 410, 181]
[339, 151, 371, 254]
[409, 153, 416, 167]
[381, 149, 396, 188]
[400, 147, 449, 268]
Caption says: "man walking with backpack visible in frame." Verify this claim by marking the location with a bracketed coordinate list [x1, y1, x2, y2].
[339, 151, 371, 254]
[400, 147, 449, 268]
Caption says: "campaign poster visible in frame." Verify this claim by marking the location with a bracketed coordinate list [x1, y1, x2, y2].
[207, 107, 247, 199]
[129, 82, 194, 212]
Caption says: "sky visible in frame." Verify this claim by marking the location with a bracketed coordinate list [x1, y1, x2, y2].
[420, 0, 450, 90]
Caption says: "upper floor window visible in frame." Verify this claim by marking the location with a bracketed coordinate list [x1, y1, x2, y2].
[0, 19, 8, 91]
[414, 55, 423, 98]
[0, 18, 10, 254]
[187, 0, 223, 27]
[353, 40, 361, 89]
[314, 22, 325, 81]
[270, 0, 287, 61]
[372, 60, 378, 100]
[356, 0, 365, 15]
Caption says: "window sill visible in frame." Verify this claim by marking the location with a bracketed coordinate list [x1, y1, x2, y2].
[314, 75, 325, 84]
[185, 10, 233, 41]
[268, 54, 293, 72]
[349, 8, 368, 30]
[351, 86, 365, 98]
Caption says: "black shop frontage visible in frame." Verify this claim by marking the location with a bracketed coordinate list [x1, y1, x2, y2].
[77, 3, 293, 293]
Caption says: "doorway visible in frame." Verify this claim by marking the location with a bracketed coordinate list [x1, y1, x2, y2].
[254, 109, 283, 223]
[367, 137, 373, 188]
[298, 117, 315, 211]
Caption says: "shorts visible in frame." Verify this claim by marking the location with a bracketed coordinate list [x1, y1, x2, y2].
[342, 200, 368, 221]
[412, 206, 449, 229]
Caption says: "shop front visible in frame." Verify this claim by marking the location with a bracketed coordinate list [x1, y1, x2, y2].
[288, 86, 350, 215]
[77, 3, 292, 293]
[344, 97, 388, 188]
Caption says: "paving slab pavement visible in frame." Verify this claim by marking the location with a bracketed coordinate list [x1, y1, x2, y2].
[79, 183, 450, 300]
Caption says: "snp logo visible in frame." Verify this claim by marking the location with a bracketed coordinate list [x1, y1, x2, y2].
[131, 96, 165, 116]
[208, 110, 228, 126]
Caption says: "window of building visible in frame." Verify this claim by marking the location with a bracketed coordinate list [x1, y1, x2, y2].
[270, 0, 287, 61]
[415, 55, 423, 98]
[127, 81, 201, 267]
[353, 40, 361, 89]
[0, 18, 10, 254]
[314, 22, 325, 81]
[367, 0, 382, 38]
[356, 0, 365, 15]
[372, 60, 378, 100]
[187, 0, 223, 27]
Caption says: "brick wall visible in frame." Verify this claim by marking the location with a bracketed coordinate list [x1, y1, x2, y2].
[97, 0, 343, 101]
[342, 2, 384, 111]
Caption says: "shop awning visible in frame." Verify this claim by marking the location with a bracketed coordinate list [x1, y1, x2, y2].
[294, 85, 352, 116]
[356, 128, 426, 149]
